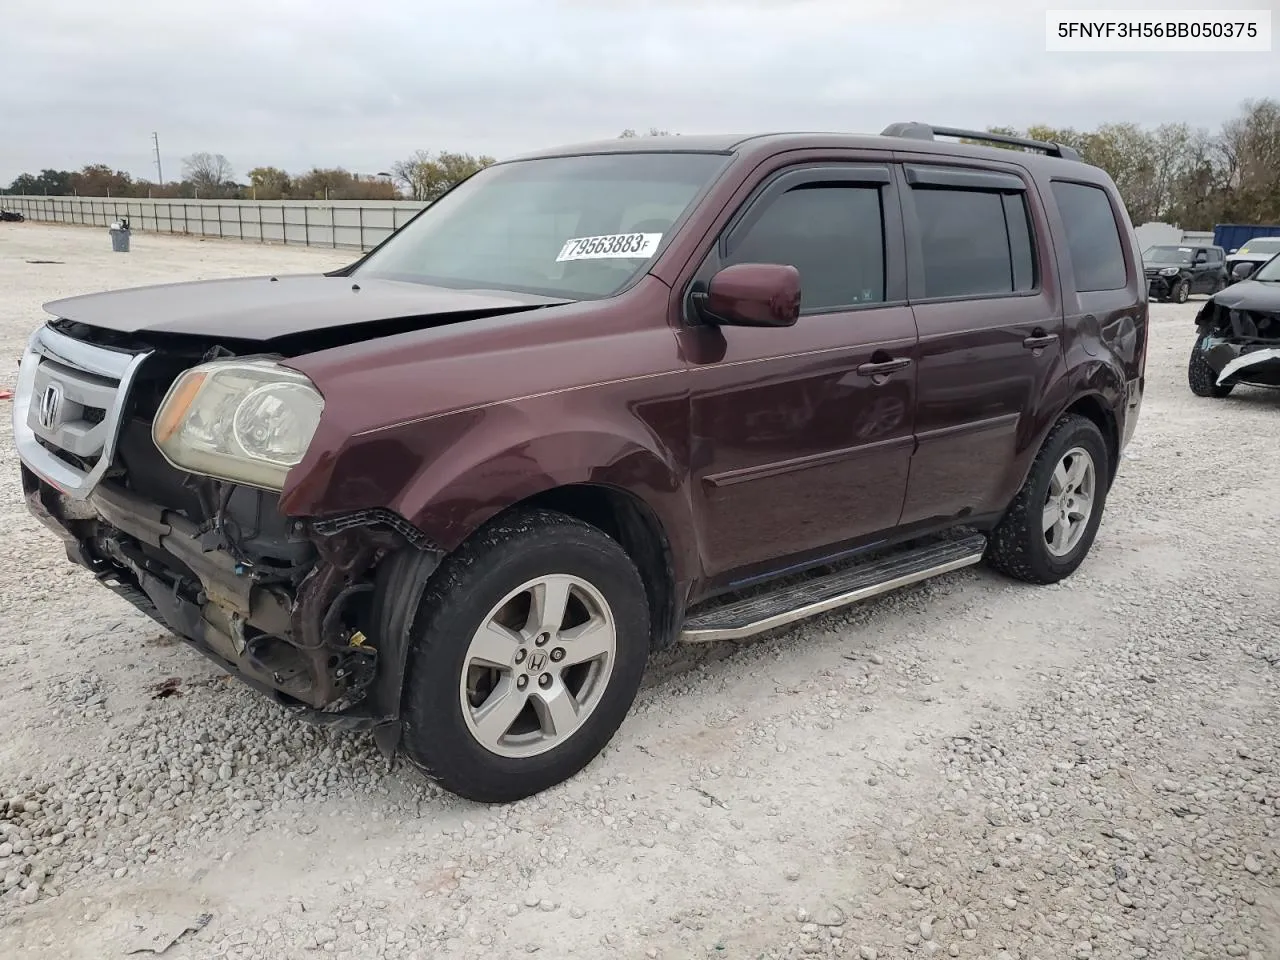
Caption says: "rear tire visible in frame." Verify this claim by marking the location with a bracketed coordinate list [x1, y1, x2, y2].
[399, 508, 650, 803]
[985, 414, 1110, 586]
[1188, 332, 1234, 398]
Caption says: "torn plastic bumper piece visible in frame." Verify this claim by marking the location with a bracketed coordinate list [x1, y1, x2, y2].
[1215, 346, 1280, 387]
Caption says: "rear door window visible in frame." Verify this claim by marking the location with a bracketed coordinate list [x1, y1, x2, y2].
[911, 187, 1036, 298]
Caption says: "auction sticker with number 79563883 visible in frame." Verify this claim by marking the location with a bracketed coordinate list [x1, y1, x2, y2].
[556, 232, 663, 262]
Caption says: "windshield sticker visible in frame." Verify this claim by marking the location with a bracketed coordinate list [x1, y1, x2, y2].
[556, 233, 662, 262]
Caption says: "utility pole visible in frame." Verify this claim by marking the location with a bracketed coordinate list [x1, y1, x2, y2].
[152, 132, 164, 186]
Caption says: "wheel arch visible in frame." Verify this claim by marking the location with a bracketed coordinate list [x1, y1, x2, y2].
[1061, 392, 1120, 486]
[510, 482, 683, 653]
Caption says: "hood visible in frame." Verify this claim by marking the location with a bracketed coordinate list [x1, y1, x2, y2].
[1226, 251, 1277, 263]
[42, 274, 572, 342]
[1210, 278, 1280, 311]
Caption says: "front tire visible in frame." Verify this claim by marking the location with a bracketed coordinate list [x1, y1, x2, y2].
[985, 414, 1110, 585]
[1174, 279, 1190, 303]
[1188, 332, 1234, 398]
[399, 508, 650, 803]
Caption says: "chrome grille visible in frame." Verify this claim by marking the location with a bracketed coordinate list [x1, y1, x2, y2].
[11, 324, 152, 499]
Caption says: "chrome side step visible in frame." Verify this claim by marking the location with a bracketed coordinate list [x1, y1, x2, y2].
[679, 533, 987, 643]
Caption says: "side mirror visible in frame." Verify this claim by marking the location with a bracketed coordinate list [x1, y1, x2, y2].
[1229, 248, 1238, 254]
[1232, 261, 1257, 279]
[692, 263, 801, 328]
[1193, 254, 1207, 264]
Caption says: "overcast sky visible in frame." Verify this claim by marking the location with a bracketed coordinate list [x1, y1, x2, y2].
[2, 0, 1276, 183]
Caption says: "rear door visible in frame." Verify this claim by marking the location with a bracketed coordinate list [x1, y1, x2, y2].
[896, 160, 1066, 526]
[1190, 247, 1214, 292]
[1204, 247, 1226, 290]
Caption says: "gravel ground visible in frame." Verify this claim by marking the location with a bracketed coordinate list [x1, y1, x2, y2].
[0, 222, 1277, 960]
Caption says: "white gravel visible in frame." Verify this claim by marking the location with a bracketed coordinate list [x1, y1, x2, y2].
[1, 223, 1277, 960]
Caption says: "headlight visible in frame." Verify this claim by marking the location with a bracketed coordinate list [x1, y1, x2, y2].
[152, 358, 324, 490]
[1160, 267, 1180, 276]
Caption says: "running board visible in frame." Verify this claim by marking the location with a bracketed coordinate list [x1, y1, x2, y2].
[679, 533, 987, 643]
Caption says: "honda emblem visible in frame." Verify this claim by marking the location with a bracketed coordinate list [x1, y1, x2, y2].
[37, 382, 64, 431]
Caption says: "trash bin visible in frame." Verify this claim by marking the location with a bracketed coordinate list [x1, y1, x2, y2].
[109, 219, 130, 253]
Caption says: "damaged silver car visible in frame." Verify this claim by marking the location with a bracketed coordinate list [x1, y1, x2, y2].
[1188, 252, 1280, 398]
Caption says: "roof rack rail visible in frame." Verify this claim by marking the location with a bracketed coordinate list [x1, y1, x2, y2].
[880, 122, 1082, 162]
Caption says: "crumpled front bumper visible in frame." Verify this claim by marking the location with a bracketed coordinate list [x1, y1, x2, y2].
[1146, 275, 1179, 299]
[1200, 336, 1280, 388]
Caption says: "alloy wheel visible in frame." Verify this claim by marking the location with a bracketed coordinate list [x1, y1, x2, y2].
[1042, 446, 1096, 558]
[459, 574, 617, 758]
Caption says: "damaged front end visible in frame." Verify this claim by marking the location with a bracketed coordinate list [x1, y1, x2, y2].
[12, 320, 439, 751]
[1195, 299, 1280, 389]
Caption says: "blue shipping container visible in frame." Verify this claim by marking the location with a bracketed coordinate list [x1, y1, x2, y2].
[1213, 223, 1280, 252]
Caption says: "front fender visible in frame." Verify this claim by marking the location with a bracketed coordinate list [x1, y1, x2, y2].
[400, 406, 689, 553]
[284, 393, 696, 578]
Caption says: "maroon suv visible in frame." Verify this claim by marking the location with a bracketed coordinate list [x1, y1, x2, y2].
[13, 123, 1147, 802]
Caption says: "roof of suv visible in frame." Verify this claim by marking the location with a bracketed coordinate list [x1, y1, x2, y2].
[506, 124, 1095, 174]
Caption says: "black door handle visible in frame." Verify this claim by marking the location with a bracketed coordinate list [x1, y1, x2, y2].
[856, 357, 912, 377]
[1023, 329, 1060, 349]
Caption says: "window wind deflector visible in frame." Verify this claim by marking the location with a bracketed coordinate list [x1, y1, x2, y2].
[905, 165, 1025, 192]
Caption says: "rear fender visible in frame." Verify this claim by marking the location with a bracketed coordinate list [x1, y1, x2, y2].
[1002, 364, 1126, 503]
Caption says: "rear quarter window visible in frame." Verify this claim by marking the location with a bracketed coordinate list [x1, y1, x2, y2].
[1050, 181, 1128, 292]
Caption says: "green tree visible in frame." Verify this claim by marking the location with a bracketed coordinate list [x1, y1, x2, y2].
[391, 150, 496, 201]
[287, 167, 399, 200]
[8, 173, 44, 194]
[246, 166, 292, 200]
[68, 164, 134, 197]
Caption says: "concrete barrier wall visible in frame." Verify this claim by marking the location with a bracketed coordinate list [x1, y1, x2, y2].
[1, 196, 431, 251]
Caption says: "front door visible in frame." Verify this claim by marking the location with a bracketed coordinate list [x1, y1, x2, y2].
[894, 160, 1066, 526]
[677, 162, 919, 583]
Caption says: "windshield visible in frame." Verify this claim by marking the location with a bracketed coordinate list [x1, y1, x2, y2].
[1237, 238, 1280, 256]
[1252, 253, 1280, 282]
[354, 152, 730, 299]
[1144, 245, 1193, 264]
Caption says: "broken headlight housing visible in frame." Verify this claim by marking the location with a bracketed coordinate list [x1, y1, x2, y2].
[152, 358, 324, 491]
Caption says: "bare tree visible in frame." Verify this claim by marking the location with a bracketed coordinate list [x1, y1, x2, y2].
[391, 150, 435, 201]
[182, 152, 235, 198]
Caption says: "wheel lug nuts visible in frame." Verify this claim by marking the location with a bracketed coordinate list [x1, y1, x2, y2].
[550, 648, 565, 662]
[514, 649, 527, 664]
[535, 633, 550, 647]
[539, 673, 552, 688]
[516, 675, 528, 690]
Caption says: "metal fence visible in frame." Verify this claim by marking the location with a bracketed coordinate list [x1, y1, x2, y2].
[0, 195, 431, 251]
